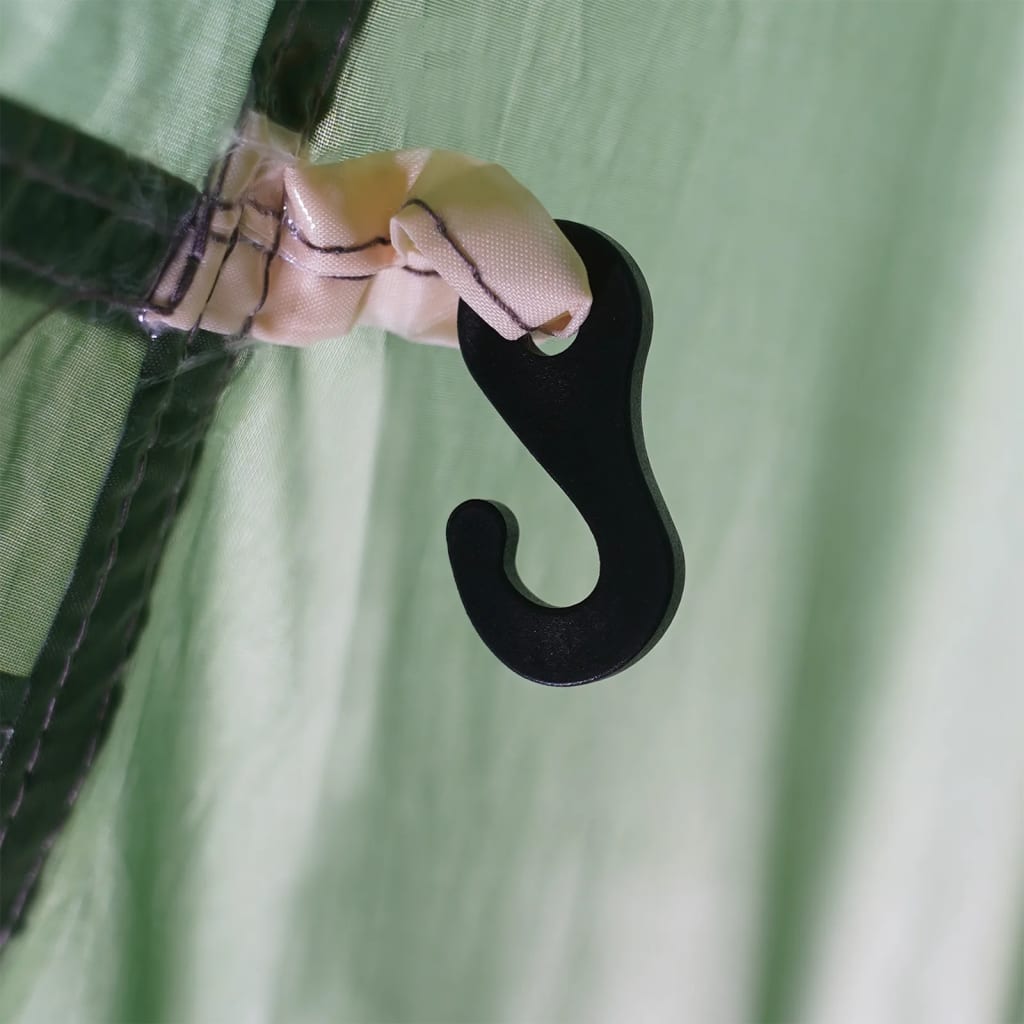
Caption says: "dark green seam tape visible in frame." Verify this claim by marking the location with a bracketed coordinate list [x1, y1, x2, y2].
[250, 0, 373, 134]
[0, 0, 374, 948]
[0, 332, 237, 945]
[0, 96, 200, 315]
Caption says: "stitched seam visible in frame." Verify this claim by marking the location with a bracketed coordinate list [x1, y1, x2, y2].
[307, 1, 363, 125]
[0, 144, 246, 950]
[21, 0, 313, 739]
[240, 185, 287, 335]
[208, 227, 439, 279]
[0, 0, 359, 944]
[0, 116, 46, 219]
[0, 362, 184, 851]
[0, 351, 239, 943]
[0, 834, 58, 941]
[0, 250, 144, 309]
[191, 224, 244, 337]
[401, 198, 538, 334]
[268, 0, 308, 84]
[87, 349, 238, 763]
[210, 196, 281, 220]
[0, 151, 176, 235]
[215, 206, 391, 253]
[0, 153, 214, 312]
[283, 213, 388, 254]
[0, 316, 221, 948]
[0, 180, 236, 847]
[145, 5, 374, 316]
[146, 144, 240, 317]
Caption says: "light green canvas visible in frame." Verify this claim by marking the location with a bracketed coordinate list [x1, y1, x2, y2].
[2, 1, 1024, 1022]
[0, 0, 274, 186]
[0, 301, 144, 676]
[0, 0, 275, 675]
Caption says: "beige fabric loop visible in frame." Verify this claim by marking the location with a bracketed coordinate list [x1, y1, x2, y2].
[146, 115, 592, 347]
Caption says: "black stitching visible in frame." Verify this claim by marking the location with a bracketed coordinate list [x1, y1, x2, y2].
[0, 325, 196, 951]
[0, 151, 175, 235]
[399, 265, 441, 277]
[402, 198, 537, 334]
[283, 213, 389, 254]
[146, 144, 240, 317]
[0, 126, 244, 947]
[187, 225, 242, 346]
[1, 196, 171, 303]
[0, 121, 248, 954]
[0, 0, 372, 950]
[208, 227, 439, 281]
[141, 208, 200, 316]
[226, 229, 382, 280]
[147, 4, 376, 318]
[239, 185, 287, 336]
[207, 196, 283, 221]
[247, 197, 284, 220]
[0, 249, 140, 310]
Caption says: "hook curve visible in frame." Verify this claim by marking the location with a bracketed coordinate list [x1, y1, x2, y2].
[448, 220, 684, 686]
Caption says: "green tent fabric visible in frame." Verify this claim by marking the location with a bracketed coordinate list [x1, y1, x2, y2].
[0, 304, 144, 677]
[3, 1, 1024, 1022]
[0, 0, 273, 676]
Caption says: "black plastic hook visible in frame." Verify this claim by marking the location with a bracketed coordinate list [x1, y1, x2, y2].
[448, 220, 684, 686]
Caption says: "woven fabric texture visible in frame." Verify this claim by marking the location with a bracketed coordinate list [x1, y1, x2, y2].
[148, 114, 592, 347]
[0, 0, 272, 675]
[2, 2, 1023, 1023]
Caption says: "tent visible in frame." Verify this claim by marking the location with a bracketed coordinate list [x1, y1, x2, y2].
[2, 0, 1023, 1020]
